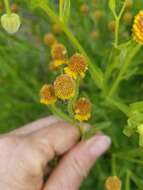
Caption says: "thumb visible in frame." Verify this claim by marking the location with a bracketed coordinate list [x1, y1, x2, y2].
[44, 134, 111, 190]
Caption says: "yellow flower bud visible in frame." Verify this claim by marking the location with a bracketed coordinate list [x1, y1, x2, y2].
[43, 33, 57, 47]
[1, 13, 21, 34]
[40, 84, 57, 105]
[132, 11, 143, 44]
[94, 10, 104, 20]
[125, 0, 133, 10]
[80, 3, 89, 15]
[54, 74, 75, 100]
[74, 97, 92, 121]
[51, 43, 68, 66]
[105, 176, 122, 190]
[64, 53, 88, 79]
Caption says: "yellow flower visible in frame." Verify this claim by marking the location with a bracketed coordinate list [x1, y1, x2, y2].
[74, 97, 92, 121]
[64, 53, 88, 79]
[51, 43, 68, 67]
[40, 84, 57, 105]
[91, 30, 100, 40]
[43, 33, 57, 47]
[105, 176, 122, 190]
[54, 74, 75, 100]
[125, 0, 133, 10]
[123, 12, 132, 25]
[132, 11, 143, 44]
[108, 20, 116, 32]
[94, 10, 104, 20]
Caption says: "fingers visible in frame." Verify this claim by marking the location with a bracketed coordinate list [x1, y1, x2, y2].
[9, 116, 63, 135]
[24, 121, 80, 171]
[44, 134, 111, 190]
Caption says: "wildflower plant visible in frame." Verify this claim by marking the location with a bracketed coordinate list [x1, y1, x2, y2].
[1, 0, 143, 189]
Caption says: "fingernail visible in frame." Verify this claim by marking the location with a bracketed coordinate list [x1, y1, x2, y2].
[88, 135, 111, 158]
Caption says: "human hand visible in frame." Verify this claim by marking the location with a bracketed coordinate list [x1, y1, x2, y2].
[0, 116, 111, 190]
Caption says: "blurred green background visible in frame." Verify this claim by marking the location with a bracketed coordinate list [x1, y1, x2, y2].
[1, 0, 143, 189]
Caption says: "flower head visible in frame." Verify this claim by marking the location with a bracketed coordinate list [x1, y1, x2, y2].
[54, 74, 75, 100]
[44, 33, 57, 47]
[40, 84, 57, 105]
[1, 13, 21, 34]
[64, 53, 88, 79]
[125, 0, 133, 10]
[123, 12, 132, 25]
[132, 11, 143, 44]
[51, 43, 68, 66]
[74, 97, 92, 121]
[105, 176, 122, 190]
[108, 20, 116, 32]
[80, 3, 89, 15]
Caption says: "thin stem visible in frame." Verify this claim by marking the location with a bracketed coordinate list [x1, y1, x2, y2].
[125, 170, 131, 190]
[50, 104, 73, 123]
[118, 0, 127, 20]
[59, 0, 64, 20]
[4, 0, 11, 16]
[114, 18, 119, 47]
[68, 77, 80, 118]
[112, 155, 116, 176]
[109, 44, 141, 97]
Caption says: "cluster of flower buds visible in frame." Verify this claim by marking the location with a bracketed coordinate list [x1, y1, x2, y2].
[0, 1, 21, 34]
[105, 176, 122, 190]
[40, 42, 92, 122]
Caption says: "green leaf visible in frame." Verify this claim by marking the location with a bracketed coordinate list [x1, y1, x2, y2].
[108, 0, 116, 13]
[59, 0, 71, 24]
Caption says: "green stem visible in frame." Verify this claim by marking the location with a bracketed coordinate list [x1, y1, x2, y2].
[112, 155, 116, 176]
[59, 0, 64, 20]
[68, 77, 80, 118]
[4, 0, 11, 16]
[38, 3, 103, 89]
[50, 104, 73, 123]
[106, 97, 129, 116]
[109, 44, 141, 97]
[125, 170, 131, 190]
[114, 18, 119, 47]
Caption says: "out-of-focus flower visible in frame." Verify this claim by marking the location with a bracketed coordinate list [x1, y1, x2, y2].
[11, 4, 18, 13]
[65, 53, 87, 79]
[108, 20, 116, 32]
[125, 0, 133, 10]
[48, 62, 60, 72]
[105, 176, 122, 190]
[74, 97, 92, 121]
[43, 33, 57, 47]
[40, 84, 57, 105]
[91, 30, 100, 40]
[51, 43, 68, 66]
[54, 74, 75, 100]
[1, 13, 21, 34]
[80, 3, 89, 15]
[94, 10, 104, 20]
[123, 12, 132, 25]
[132, 11, 143, 44]
[52, 23, 63, 35]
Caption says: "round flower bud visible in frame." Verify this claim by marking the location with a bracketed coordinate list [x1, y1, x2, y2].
[125, 0, 133, 10]
[52, 23, 63, 35]
[43, 33, 57, 47]
[80, 4, 89, 15]
[123, 12, 132, 25]
[54, 74, 75, 100]
[132, 11, 143, 44]
[11, 4, 18, 13]
[94, 10, 103, 20]
[74, 97, 92, 121]
[40, 84, 57, 105]
[1, 13, 21, 34]
[105, 176, 122, 190]
[64, 53, 88, 79]
[51, 43, 68, 66]
[108, 20, 116, 32]
[91, 30, 100, 40]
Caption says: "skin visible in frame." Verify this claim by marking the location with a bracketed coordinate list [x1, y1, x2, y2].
[0, 116, 111, 190]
